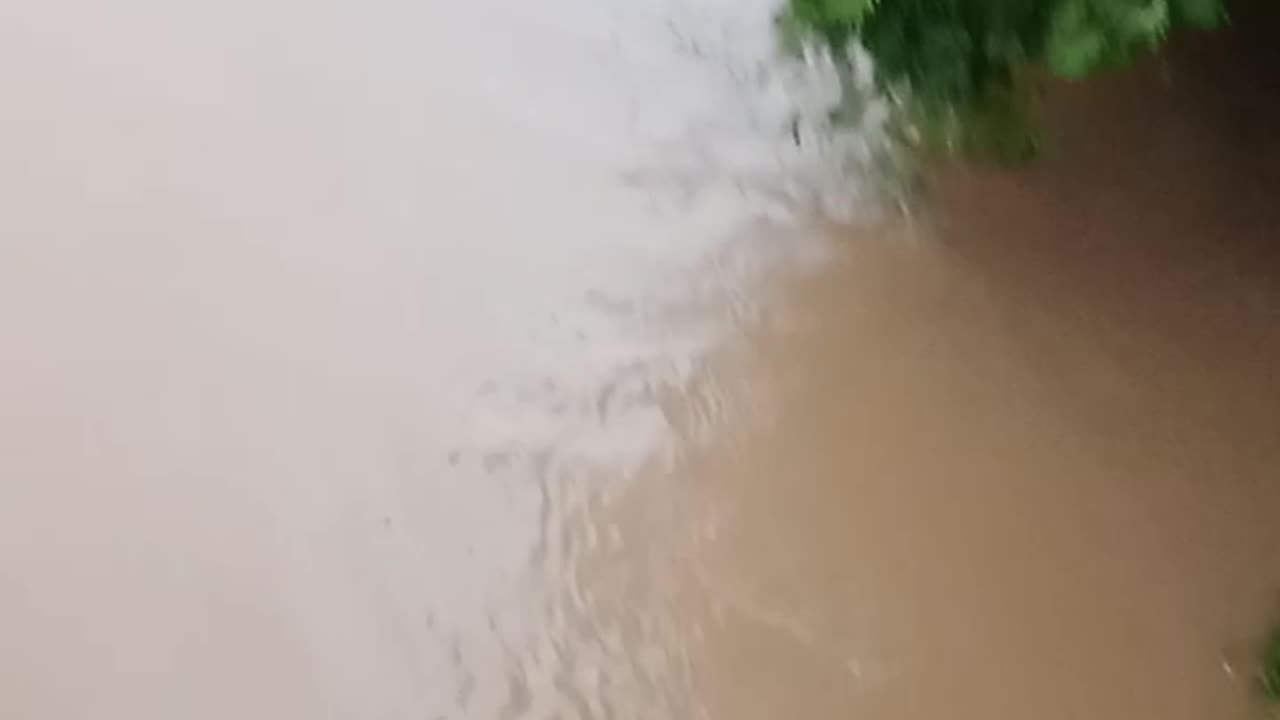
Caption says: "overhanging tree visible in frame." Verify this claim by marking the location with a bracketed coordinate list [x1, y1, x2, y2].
[781, 0, 1227, 157]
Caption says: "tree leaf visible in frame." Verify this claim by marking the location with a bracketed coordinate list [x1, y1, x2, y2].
[818, 0, 878, 23]
[1171, 0, 1224, 28]
[1047, 1, 1108, 79]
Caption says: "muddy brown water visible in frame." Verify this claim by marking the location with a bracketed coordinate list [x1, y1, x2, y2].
[2, 1, 1279, 718]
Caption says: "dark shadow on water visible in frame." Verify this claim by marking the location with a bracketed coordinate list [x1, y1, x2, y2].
[927, 4, 1280, 375]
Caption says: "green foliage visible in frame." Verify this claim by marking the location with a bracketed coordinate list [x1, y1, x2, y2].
[1263, 623, 1280, 703]
[781, 0, 1226, 158]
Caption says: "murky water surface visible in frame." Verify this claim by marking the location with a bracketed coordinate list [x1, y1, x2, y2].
[2, 1, 1278, 718]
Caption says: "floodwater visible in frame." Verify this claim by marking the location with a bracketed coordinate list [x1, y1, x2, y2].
[1, 0, 1278, 718]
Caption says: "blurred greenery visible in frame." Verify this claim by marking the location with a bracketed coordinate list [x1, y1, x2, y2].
[780, 0, 1226, 160]
[1263, 622, 1280, 703]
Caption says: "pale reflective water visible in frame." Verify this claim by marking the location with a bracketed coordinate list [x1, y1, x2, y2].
[2, 1, 1279, 718]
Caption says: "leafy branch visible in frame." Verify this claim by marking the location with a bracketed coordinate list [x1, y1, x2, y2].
[780, 0, 1226, 159]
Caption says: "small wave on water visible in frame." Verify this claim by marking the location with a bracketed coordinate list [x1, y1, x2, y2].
[0, 0, 907, 716]
[614, 0, 900, 223]
[396, 1, 905, 715]
[439, 0, 902, 462]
